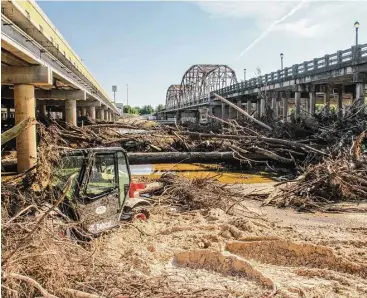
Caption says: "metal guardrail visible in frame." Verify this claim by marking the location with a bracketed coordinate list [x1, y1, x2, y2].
[165, 44, 367, 111]
[217, 44, 367, 97]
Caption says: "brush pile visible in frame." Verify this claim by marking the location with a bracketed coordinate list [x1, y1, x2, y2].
[264, 130, 367, 211]
[157, 174, 268, 213]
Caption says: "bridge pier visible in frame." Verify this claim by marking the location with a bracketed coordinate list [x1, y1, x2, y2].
[356, 82, 365, 106]
[236, 100, 242, 120]
[272, 92, 278, 119]
[1, 66, 53, 172]
[309, 88, 316, 116]
[256, 100, 261, 118]
[295, 91, 301, 120]
[81, 107, 87, 117]
[260, 97, 265, 117]
[282, 92, 289, 122]
[323, 85, 330, 114]
[221, 103, 225, 119]
[40, 104, 47, 118]
[338, 86, 344, 117]
[98, 109, 104, 121]
[229, 103, 237, 119]
[65, 99, 77, 126]
[87, 106, 96, 120]
[14, 84, 37, 172]
[247, 99, 252, 115]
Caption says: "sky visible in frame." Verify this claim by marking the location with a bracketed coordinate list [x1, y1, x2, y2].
[38, 1, 367, 108]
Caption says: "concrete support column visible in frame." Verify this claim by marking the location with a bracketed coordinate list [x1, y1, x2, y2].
[81, 107, 87, 117]
[14, 84, 37, 172]
[282, 96, 288, 122]
[295, 91, 301, 120]
[256, 100, 261, 118]
[324, 85, 330, 114]
[87, 106, 96, 120]
[221, 103, 225, 119]
[229, 103, 236, 119]
[356, 83, 365, 106]
[309, 91, 316, 116]
[247, 99, 252, 114]
[305, 97, 310, 116]
[65, 99, 77, 126]
[40, 104, 47, 118]
[338, 86, 343, 117]
[99, 109, 104, 121]
[260, 98, 265, 117]
[236, 100, 242, 119]
[271, 93, 278, 119]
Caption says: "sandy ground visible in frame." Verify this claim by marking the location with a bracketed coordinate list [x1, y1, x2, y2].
[95, 182, 367, 298]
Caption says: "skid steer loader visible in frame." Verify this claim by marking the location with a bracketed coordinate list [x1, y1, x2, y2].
[52, 147, 150, 235]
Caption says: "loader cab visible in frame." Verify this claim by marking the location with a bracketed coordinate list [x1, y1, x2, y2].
[53, 147, 133, 235]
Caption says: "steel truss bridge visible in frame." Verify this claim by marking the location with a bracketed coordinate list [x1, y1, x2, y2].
[165, 44, 367, 112]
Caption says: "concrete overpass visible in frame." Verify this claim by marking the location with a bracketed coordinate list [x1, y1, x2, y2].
[1, 0, 120, 171]
[160, 43, 367, 123]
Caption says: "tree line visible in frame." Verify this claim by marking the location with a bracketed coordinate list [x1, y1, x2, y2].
[123, 104, 164, 115]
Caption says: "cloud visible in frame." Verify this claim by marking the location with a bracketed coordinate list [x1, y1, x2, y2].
[236, 1, 307, 58]
[273, 18, 320, 37]
[196, 1, 300, 29]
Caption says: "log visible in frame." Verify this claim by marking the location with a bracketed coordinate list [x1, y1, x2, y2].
[1, 117, 37, 145]
[181, 131, 326, 155]
[127, 151, 237, 164]
[213, 93, 272, 131]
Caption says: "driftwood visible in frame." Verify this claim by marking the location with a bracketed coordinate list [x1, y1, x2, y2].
[213, 93, 272, 131]
[1, 117, 37, 145]
[3, 272, 59, 298]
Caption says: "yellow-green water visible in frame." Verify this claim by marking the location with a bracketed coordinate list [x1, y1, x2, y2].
[130, 163, 274, 184]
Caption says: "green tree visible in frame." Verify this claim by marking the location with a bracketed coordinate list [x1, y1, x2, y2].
[123, 105, 139, 115]
[156, 104, 165, 112]
[140, 105, 154, 115]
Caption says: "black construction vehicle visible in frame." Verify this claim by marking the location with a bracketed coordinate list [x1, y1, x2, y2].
[52, 147, 150, 236]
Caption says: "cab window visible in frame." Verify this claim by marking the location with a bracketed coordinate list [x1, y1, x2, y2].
[117, 151, 130, 205]
[53, 154, 84, 198]
[85, 154, 116, 197]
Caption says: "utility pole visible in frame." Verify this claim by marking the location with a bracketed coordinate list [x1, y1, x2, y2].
[112, 85, 117, 103]
[126, 84, 129, 106]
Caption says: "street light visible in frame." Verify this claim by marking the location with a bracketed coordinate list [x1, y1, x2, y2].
[280, 53, 284, 70]
[112, 85, 117, 103]
[126, 84, 129, 106]
[354, 21, 360, 46]
[244, 69, 246, 81]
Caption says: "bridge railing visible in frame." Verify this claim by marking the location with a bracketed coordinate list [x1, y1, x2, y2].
[216, 44, 367, 97]
[166, 44, 367, 110]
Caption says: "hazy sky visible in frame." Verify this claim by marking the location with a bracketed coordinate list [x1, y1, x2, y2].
[38, 1, 367, 108]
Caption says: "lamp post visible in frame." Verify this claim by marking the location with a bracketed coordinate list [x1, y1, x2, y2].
[126, 84, 129, 106]
[112, 85, 117, 103]
[280, 53, 284, 70]
[354, 21, 359, 46]
[244, 69, 246, 81]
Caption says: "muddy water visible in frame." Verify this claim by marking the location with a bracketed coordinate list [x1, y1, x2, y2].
[130, 163, 275, 184]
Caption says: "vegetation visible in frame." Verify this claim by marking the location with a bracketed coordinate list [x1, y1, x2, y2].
[123, 105, 155, 115]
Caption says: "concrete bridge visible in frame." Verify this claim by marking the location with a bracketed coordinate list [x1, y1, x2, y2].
[159, 43, 367, 123]
[1, 0, 119, 171]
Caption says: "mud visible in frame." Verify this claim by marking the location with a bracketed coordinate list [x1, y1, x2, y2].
[93, 182, 367, 297]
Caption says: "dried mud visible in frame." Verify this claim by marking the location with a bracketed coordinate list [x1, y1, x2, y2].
[95, 185, 367, 297]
